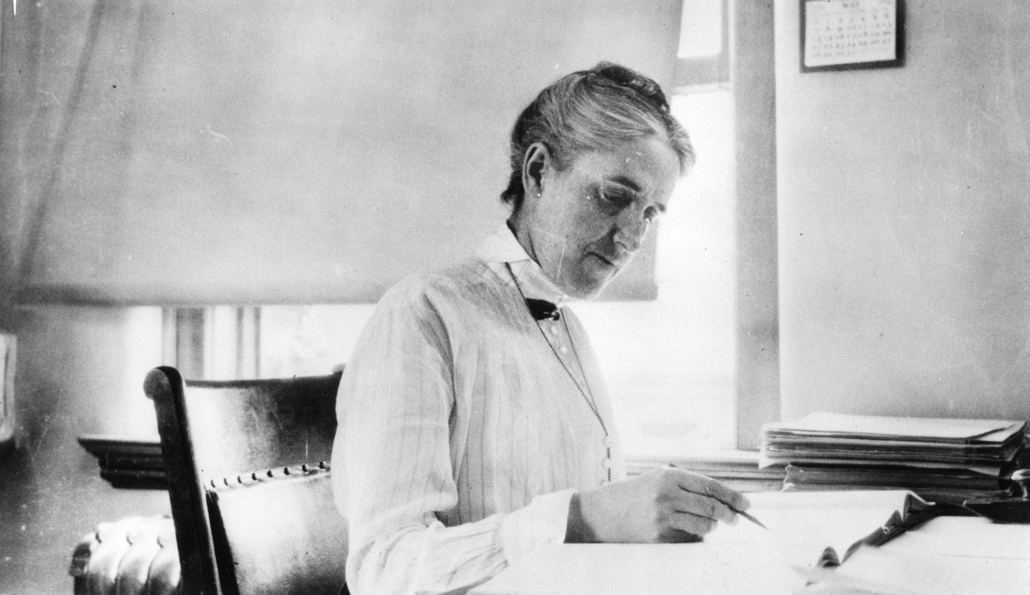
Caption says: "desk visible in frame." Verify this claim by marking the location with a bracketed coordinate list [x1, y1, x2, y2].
[471, 542, 798, 595]
[472, 492, 1030, 595]
[78, 434, 166, 489]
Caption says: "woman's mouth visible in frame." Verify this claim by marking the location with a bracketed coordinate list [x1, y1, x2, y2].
[589, 252, 622, 268]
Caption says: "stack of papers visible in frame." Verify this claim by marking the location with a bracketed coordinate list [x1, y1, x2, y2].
[759, 413, 1026, 504]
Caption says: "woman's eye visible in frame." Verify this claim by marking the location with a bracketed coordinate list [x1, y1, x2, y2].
[596, 189, 633, 213]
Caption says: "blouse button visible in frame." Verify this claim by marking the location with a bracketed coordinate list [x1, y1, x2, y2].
[603, 436, 613, 448]
[559, 345, 568, 354]
[602, 457, 612, 470]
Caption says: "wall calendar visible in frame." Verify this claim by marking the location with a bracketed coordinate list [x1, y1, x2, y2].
[801, 0, 904, 72]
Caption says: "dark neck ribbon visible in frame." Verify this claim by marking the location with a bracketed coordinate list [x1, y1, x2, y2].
[526, 298, 560, 321]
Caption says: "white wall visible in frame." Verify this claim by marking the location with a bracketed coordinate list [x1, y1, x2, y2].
[3, 0, 680, 306]
[0, 307, 169, 594]
[776, 1, 1030, 422]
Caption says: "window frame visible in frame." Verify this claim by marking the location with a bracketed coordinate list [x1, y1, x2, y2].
[675, 0, 780, 452]
[729, 0, 780, 451]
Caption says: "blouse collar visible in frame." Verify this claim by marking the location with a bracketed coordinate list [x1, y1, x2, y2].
[475, 222, 571, 306]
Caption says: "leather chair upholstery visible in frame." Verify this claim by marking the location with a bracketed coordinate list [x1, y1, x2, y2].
[68, 464, 346, 595]
[144, 367, 346, 595]
[207, 463, 347, 595]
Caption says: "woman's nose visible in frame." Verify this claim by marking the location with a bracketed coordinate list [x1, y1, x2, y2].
[612, 208, 649, 253]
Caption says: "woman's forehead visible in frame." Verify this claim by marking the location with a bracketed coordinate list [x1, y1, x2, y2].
[567, 137, 680, 192]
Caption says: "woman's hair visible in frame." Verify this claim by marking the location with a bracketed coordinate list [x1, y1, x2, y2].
[500, 61, 695, 211]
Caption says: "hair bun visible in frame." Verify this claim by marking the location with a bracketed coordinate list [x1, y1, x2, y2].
[588, 62, 670, 113]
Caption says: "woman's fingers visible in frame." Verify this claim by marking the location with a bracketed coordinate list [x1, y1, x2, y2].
[667, 510, 718, 539]
[671, 468, 751, 514]
[574, 468, 751, 544]
[665, 488, 739, 525]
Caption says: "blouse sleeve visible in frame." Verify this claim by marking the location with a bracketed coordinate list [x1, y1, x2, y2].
[330, 283, 574, 595]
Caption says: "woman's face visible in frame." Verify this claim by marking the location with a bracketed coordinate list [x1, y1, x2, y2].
[519, 135, 681, 299]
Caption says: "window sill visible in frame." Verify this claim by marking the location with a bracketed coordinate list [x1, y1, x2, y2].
[625, 450, 785, 493]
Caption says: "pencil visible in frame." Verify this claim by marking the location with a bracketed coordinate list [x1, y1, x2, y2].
[734, 508, 768, 530]
[667, 462, 768, 530]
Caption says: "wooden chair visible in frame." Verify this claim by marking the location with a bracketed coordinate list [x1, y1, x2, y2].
[144, 366, 347, 595]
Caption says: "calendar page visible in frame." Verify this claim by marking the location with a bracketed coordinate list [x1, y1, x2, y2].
[803, 0, 899, 70]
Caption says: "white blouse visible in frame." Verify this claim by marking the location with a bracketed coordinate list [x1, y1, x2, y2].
[332, 224, 625, 595]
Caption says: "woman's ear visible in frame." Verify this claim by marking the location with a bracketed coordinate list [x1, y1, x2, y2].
[520, 142, 551, 202]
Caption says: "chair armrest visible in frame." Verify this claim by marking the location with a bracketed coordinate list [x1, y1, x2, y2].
[69, 515, 181, 595]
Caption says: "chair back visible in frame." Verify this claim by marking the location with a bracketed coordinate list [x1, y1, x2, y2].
[145, 366, 345, 595]
[208, 463, 345, 595]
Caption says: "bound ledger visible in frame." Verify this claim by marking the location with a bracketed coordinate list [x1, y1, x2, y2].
[473, 490, 940, 595]
[712, 489, 940, 568]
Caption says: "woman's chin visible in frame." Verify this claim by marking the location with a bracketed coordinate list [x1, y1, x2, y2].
[563, 270, 617, 300]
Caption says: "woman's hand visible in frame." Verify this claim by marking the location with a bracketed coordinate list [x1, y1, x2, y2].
[566, 467, 750, 543]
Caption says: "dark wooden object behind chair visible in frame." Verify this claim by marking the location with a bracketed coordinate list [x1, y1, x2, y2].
[145, 366, 345, 595]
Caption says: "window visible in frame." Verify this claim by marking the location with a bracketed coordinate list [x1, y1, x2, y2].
[197, 91, 739, 460]
[575, 90, 736, 457]
[170, 96, 739, 453]
[573, 0, 737, 457]
[168, 0, 778, 459]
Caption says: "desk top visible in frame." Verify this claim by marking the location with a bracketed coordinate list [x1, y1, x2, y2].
[472, 542, 798, 595]
[472, 494, 1030, 595]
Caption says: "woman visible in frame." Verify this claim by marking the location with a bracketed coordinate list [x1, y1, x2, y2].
[332, 62, 750, 595]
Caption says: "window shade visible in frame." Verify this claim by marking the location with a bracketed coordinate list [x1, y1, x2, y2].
[2, 0, 680, 306]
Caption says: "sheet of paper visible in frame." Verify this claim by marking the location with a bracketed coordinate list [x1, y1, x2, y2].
[829, 547, 1030, 595]
[707, 490, 915, 568]
[472, 494, 1030, 595]
[882, 516, 1030, 561]
[765, 412, 1022, 442]
[758, 455, 1003, 476]
[793, 516, 1030, 594]
[471, 542, 802, 595]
